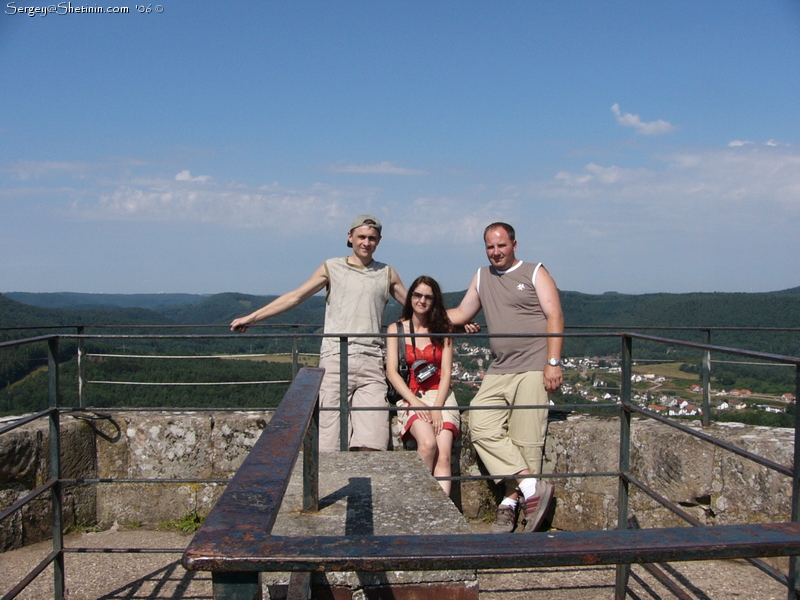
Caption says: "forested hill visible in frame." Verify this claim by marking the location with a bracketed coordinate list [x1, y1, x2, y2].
[554, 288, 800, 357]
[3, 287, 800, 331]
[0, 294, 173, 330]
[4, 292, 206, 311]
[161, 293, 328, 326]
[559, 287, 800, 328]
[2, 288, 799, 390]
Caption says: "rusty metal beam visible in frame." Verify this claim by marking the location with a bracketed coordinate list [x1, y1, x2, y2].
[186, 367, 324, 553]
[184, 521, 800, 573]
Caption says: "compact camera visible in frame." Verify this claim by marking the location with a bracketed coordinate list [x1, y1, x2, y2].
[411, 359, 438, 383]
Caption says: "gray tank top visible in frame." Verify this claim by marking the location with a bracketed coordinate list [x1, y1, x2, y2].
[477, 261, 548, 374]
[320, 257, 392, 358]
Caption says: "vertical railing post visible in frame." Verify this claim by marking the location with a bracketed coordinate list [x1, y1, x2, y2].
[77, 326, 86, 407]
[292, 335, 299, 379]
[701, 329, 711, 427]
[339, 337, 349, 452]
[787, 364, 800, 600]
[302, 395, 320, 512]
[615, 334, 633, 600]
[48, 337, 65, 600]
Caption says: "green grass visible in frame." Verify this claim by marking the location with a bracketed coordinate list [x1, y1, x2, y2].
[157, 512, 205, 533]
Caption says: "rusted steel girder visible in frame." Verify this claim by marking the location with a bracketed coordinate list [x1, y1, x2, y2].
[185, 367, 324, 552]
[184, 521, 800, 573]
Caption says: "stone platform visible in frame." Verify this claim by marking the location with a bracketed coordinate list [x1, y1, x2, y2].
[263, 450, 478, 599]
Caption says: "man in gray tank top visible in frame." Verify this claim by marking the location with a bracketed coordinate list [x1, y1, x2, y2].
[231, 215, 407, 452]
[449, 222, 564, 533]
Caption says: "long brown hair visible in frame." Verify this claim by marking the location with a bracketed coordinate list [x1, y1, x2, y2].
[401, 275, 452, 347]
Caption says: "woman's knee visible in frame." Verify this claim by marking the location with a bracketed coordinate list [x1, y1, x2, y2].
[417, 436, 437, 457]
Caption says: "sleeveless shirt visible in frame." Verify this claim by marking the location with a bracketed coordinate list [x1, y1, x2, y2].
[476, 261, 548, 374]
[319, 257, 392, 358]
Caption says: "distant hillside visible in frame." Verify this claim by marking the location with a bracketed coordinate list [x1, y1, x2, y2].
[773, 286, 800, 296]
[4, 292, 207, 311]
[0, 294, 173, 330]
[559, 290, 800, 329]
[161, 292, 329, 326]
[2, 288, 799, 356]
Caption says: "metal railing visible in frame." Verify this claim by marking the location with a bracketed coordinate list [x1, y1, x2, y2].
[1, 327, 800, 599]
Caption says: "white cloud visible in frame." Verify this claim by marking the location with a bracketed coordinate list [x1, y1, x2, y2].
[728, 140, 753, 147]
[82, 178, 368, 230]
[3, 160, 91, 180]
[2, 158, 152, 181]
[175, 170, 212, 183]
[530, 144, 800, 224]
[327, 161, 426, 175]
[611, 103, 676, 136]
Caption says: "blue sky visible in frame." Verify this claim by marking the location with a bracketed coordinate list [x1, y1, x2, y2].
[1, 1, 799, 296]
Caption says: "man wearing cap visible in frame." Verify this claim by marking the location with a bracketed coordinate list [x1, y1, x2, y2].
[231, 215, 406, 452]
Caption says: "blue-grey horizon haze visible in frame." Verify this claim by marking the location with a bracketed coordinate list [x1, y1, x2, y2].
[1, 1, 799, 296]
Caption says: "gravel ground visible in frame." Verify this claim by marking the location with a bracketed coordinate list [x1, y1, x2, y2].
[0, 526, 792, 599]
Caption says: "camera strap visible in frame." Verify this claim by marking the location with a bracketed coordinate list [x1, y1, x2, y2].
[396, 321, 409, 380]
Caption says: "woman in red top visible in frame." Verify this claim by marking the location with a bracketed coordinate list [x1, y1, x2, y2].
[386, 275, 460, 496]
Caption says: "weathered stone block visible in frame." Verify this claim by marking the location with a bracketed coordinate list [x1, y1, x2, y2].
[0, 489, 23, 551]
[96, 481, 227, 527]
[122, 412, 214, 480]
[2, 409, 797, 554]
[0, 426, 42, 488]
[96, 414, 129, 479]
[710, 422, 793, 525]
[0, 418, 96, 550]
[208, 412, 269, 477]
[541, 416, 794, 531]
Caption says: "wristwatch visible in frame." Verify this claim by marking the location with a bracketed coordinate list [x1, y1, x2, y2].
[547, 358, 562, 367]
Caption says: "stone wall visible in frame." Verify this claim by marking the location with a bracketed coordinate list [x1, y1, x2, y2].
[448, 414, 793, 531]
[0, 411, 794, 551]
[0, 417, 97, 551]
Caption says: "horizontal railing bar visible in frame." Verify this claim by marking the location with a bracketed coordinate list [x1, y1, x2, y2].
[625, 332, 800, 366]
[62, 471, 614, 487]
[86, 380, 291, 386]
[63, 547, 186, 554]
[570, 326, 800, 332]
[62, 478, 230, 485]
[5, 323, 799, 333]
[0, 334, 58, 350]
[0, 409, 52, 435]
[0, 479, 57, 523]
[58, 406, 277, 413]
[0, 324, 320, 332]
[183, 522, 800, 573]
[625, 474, 797, 590]
[86, 352, 305, 359]
[5, 329, 798, 366]
[629, 405, 792, 477]
[438, 471, 619, 482]
[344, 404, 616, 412]
[63, 332, 612, 340]
[0, 549, 60, 600]
[624, 472, 704, 527]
